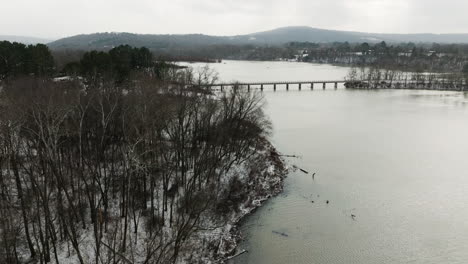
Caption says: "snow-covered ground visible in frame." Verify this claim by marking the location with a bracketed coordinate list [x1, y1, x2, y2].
[31, 140, 289, 264]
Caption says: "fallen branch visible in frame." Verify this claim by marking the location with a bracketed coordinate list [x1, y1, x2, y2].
[279, 154, 300, 158]
[220, 249, 248, 262]
[272, 230, 289, 237]
[101, 242, 134, 264]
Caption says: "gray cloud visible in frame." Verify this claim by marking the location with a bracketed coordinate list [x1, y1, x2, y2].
[1, 0, 468, 39]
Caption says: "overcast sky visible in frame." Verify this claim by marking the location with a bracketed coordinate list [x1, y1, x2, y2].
[2, 0, 468, 39]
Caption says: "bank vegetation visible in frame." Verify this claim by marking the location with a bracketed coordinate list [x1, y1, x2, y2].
[0, 43, 287, 263]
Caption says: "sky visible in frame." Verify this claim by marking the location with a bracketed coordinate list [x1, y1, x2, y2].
[1, 0, 468, 40]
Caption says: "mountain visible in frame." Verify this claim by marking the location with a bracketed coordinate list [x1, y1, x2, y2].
[238, 26, 468, 44]
[0, 35, 53, 44]
[47, 32, 230, 50]
[47, 26, 468, 51]
[232, 26, 365, 44]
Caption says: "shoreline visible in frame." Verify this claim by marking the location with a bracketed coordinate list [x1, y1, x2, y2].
[182, 139, 290, 263]
[219, 143, 289, 263]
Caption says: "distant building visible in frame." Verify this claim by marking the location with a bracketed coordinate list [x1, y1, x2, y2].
[398, 52, 412, 57]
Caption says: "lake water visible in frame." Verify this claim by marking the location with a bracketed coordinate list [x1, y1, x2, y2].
[183, 60, 468, 264]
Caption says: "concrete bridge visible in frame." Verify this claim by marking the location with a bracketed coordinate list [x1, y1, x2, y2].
[199, 79, 467, 92]
[206, 80, 346, 91]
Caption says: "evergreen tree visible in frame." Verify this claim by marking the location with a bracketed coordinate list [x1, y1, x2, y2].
[0, 41, 54, 79]
[25, 44, 55, 76]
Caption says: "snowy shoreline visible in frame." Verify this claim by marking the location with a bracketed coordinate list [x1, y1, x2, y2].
[180, 140, 290, 263]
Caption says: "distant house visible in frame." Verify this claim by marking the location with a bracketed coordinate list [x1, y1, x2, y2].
[426, 51, 436, 57]
[398, 52, 412, 57]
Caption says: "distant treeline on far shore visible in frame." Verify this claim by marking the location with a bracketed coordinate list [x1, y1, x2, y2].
[3, 40, 468, 83]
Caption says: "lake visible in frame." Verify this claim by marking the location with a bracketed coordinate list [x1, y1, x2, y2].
[183, 60, 468, 264]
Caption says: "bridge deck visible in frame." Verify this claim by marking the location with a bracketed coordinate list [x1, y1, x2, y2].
[188, 79, 467, 92]
[207, 80, 345, 86]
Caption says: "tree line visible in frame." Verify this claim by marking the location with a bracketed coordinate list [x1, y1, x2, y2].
[0, 41, 181, 84]
[345, 65, 468, 90]
[0, 41, 54, 80]
[62, 45, 153, 81]
[4, 39, 467, 79]
[147, 41, 468, 73]
[293, 41, 468, 73]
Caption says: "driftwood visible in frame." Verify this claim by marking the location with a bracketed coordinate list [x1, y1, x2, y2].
[279, 154, 300, 158]
[292, 165, 310, 175]
[272, 230, 289, 237]
[224, 249, 248, 261]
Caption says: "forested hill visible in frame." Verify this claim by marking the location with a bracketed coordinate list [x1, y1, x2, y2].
[47, 26, 468, 51]
[47, 32, 229, 50]
[240, 27, 468, 44]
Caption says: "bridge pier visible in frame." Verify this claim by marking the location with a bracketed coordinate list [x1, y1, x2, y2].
[247, 84, 250, 92]
[220, 85, 223, 91]
[286, 83, 289, 91]
[261, 84, 264, 91]
[311, 83, 314, 90]
[299, 83, 302, 91]
[334, 82, 338, 89]
[274, 84, 277, 91]
[323, 83, 326, 89]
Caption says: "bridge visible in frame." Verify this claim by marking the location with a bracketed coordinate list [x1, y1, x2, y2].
[199, 79, 467, 92]
[206, 80, 346, 91]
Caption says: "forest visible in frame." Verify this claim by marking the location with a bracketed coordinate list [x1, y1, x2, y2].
[294, 41, 468, 73]
[126, 41, 468, 73]
[0, 42, 286, 263]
